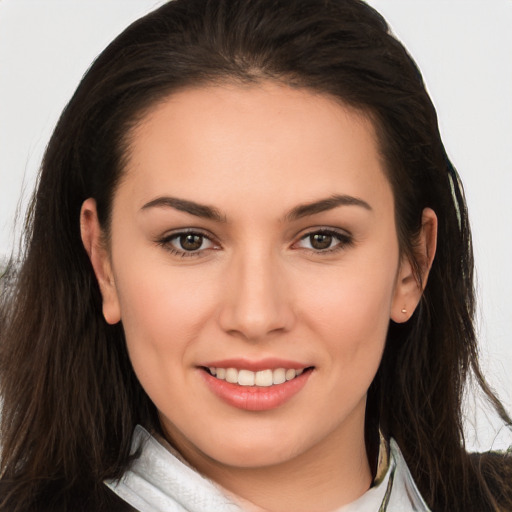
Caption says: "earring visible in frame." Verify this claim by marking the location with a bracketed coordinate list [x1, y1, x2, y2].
[401, 308, 407, 314]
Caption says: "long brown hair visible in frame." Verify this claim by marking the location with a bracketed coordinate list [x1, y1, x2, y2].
[1, 1, 511, 510]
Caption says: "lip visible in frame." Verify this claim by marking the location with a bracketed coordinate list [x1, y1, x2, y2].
[199, 365, 313, 411]
[200, 357, 309, 372]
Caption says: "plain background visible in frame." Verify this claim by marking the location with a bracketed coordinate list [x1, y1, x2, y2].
[0, 0, 511, 451]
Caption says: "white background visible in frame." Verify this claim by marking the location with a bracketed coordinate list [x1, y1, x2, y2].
[0, 0, 510, 451]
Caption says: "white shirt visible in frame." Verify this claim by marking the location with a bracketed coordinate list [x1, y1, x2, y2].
[105, 425, 430, 512]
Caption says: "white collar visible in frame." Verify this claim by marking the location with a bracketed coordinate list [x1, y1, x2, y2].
[105, 425, 430, 512]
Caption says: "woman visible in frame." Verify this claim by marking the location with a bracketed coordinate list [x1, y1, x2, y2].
[0, 0, 510, 511]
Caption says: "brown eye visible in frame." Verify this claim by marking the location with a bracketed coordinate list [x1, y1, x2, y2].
[295, 229, 352, 253]
[159, 231, 216, 256]
[179, 233, 204, 251]
[309, 233, 333, 250]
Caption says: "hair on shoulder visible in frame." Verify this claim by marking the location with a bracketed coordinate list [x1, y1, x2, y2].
[1, 1, 511, 511]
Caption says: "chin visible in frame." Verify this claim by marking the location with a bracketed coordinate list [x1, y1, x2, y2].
[207, 442, 303, 469]
[200, 422, 323, 469]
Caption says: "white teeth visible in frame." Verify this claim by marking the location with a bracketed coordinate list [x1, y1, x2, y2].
[226, 367, 238, 384]
[209, 367, 306, 387]
[272, 368, 286, 385]
[238, 369, 255, 386]
[285, 368, 296, 381]
[255, 369, 273, 387]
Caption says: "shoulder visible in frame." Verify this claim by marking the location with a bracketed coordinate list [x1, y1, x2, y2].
[0, 480, 137, 512]
[469, 449, 512, 501]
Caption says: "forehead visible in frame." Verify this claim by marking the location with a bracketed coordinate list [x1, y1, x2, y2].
[119, 82, 392, 219]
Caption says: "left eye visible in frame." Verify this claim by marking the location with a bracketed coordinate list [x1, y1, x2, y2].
[296, 230, 350, 252]
[165, 232, 216, 253]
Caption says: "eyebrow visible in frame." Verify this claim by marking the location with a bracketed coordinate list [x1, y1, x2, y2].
[140, 193, 371, 222]
[141, 196, 227, 222]
[285, 194, 372, 221]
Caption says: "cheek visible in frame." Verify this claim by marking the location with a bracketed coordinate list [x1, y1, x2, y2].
[302, 260, 397, 338]
[115, 251, 218, 329]
[111, 257, 219, 384]
[298, 251, 398, 383]
[300, 286, 389, 429]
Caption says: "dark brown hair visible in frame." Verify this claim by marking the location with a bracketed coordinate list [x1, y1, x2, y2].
[1, 1, 511, 510]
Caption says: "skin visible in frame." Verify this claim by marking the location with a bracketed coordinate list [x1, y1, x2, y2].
[81, 82, 436, 512]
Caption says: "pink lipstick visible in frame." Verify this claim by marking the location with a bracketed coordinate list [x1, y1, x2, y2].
[198, 358, 313, 411]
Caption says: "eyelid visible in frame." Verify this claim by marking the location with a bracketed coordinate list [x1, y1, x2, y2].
[156, 228, 221, 257]
[155, 226, 353, 257]
[292, 227, 354, 253]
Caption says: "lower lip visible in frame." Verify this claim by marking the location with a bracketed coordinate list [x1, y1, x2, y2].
[200, 369, 312, 411]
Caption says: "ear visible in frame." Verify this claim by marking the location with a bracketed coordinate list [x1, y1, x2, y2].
[80, 198, 121, 324]
[391, 208, 437, 323]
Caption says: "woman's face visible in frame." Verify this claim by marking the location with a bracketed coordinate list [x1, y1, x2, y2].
[84, 83, 421, 473]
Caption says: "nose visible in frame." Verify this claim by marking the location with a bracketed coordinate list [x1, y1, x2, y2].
[218, 249, 296, 341]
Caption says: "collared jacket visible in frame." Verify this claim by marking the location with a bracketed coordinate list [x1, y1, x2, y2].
[106, 425, 431, 512]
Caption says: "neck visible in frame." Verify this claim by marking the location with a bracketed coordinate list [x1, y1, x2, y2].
[217, 433, 371, 512]
[168, 410, 372, 512]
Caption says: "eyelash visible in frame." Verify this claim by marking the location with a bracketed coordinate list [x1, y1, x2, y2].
[295, 229, 353, 254]
[156, 230, 218, 258]
[156, 228, 353, 257]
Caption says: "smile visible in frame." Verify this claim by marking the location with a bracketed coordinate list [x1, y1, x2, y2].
[207, 367, 305, 387]
[200, 362, 314, 411]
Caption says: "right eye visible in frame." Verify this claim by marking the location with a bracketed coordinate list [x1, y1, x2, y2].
[293, 228, 353, 254]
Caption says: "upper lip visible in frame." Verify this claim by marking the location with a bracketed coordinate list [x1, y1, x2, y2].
[199, 358, 311, 372]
